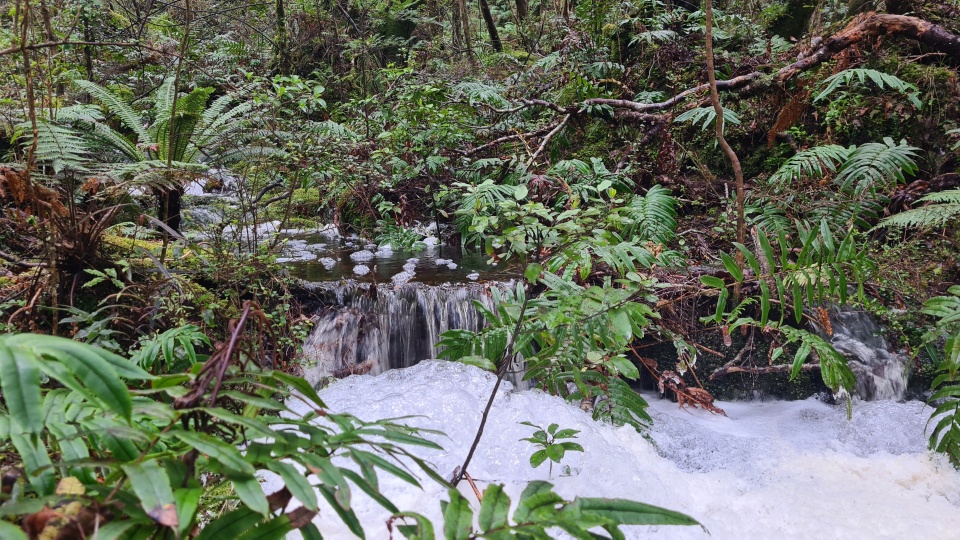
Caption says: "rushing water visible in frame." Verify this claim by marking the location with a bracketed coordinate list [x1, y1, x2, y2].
[299, 281, 525, 385]
[813, 307, 910, 401]
[265, 361, 960, 539]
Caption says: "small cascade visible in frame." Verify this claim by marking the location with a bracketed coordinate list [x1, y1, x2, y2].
[816, 308, 908, 400]
[300, 281, 523, 387]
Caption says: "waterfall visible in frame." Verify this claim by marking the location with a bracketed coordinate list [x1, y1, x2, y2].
[299, 281, 523, 387]
[816, 308, 908, 400]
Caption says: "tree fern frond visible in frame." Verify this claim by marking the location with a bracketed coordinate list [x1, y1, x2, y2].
[73, 80, 150, 142]
[88, 122, 144, 162]
[21, 120, 90, 175]
[152, 78, 177, 126]
[835, 137, 918, 195]
[768, 144, 852, 186]
[623, 184, 677, 244]
[814, 68, 921, 108]
[876, 189, 960, 229]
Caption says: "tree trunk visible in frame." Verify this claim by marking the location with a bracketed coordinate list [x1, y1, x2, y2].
[515, 0, 527, 21]
[274, 0, 289, 73]
[157, 186, 184, 233]
[451, 0, 464, 54]
[478, 0, 502, 52]
[458, 0, 476, 63]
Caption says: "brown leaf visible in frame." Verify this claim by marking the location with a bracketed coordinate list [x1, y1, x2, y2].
[721, 326, 732, 347]
[267, 487, 293, 512]
[818, 308, 832, 337]
[146, 503, 179, 528]
[287, 506, 318, 529]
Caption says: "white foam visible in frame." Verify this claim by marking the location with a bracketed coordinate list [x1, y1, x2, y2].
[270, 362, 960, 539]
[352, 264, 370, 276]
[349, 250, 375, 262]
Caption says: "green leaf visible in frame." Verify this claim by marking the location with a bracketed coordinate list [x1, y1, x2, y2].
[196, 507, 265, 540]
[478, 484, 511, 531]
[122, 459, 178, 528]
[721, 252, 743, 281]
[0, 520, 28, 540]
[0, 343, 43, 434]
[175, 431, 254, 476]
[571, 497, 699, 526]
[700, 275, 726, 290]
[457, 355, 496, 372]
[546, 443, 565, 463]
[10, 431, 55, 496]
[391, 512, 435, 539]
[530, 449, 549, 468]
[267, 461, 318, 511]
[514, 481, 563, 523]
[270, 371, 327, 408]
[611, 356, 639, 379]
[174, 488, 203, 537]
[441, 488, 473, 540]
[230, 474, 269, 517]
[236, 515, 294, 540]
[514, 185, 529, 200]
[525, 262, 543, 283]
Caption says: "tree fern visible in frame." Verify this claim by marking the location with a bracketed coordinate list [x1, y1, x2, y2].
[814, 68, 922, 108]
[877, 189, 960, 229]
[623, 184, 677, 244]
[23, 119, 90, 175]
[73, 79, 150, 143]
[454, 81, 511, 108]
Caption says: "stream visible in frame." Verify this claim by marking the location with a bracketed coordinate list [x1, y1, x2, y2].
[181, 191, 958, 538]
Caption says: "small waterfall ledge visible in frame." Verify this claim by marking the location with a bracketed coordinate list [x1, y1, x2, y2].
[816, 307, 909, 401]
[298, 280, 512, 387]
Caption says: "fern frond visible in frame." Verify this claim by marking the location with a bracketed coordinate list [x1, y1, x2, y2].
[73, 80, 150, 143]
[454, 81, 510, 108]
[22, 119, 90, 174]
[768, 144, 852, 186]
[876, 189, 960, 229]
[673, 105, 741, 132]
[814, 68, 921, 108]
[152, 78, 177, 126]
[835, 137, 918, 195]
[623, 184, 677, 244]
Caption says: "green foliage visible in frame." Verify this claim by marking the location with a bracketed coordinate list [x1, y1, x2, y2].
[921, 286, 960, 466]
[877, 189, 960, 230]
[814, 68, 922, 109]
[674, 105, 741, 133]
[394, 481, 698, 539]
[519, 422, 584, 478]
[130, 324, 211, 372]
[698, 221, 869, 400]
[623, 184, 677, 244]
[0, 331, 444, 538]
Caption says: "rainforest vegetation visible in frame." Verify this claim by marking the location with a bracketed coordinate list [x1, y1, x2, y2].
[2, 0, 960, 537]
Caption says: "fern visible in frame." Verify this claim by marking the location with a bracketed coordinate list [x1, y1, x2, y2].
[454, 81, 511, 108]
[814, 68, 922, 108]
[835, 137, 918, 195]
[73, 79, 150, 143]
[877, 189, 960, 229]
[623, 184, 677, 244]
[32, 120, 91, 174]
[921, 287, 960, 466]
[674, 105, 741, 132]
[768, 144, 852, 186]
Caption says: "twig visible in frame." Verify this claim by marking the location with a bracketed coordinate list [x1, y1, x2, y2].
[463, 470, 483, 502]
[526, 114, 570, 167]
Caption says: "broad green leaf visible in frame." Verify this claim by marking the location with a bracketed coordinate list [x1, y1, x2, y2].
[195, 507, 264, 540]
[174, 431, 254, 476]
[0, 343, 43, 434]
[514, 481, 563, 523]
[0, 520, 28, 540]
[237, 515, 294, 540]
[571, 497, 699, 526]
[699, 275, 726, 290]
[174, 487, 203, 537]
[720, 253, 743, 281]
[391, 512, 435, 540]
[267, 461, 318, 511]
[457, 355, 496, 372]
[611, 356, 639, 379]
[524, 262, 543, 283]
[122, 459, 178, 528]
[530, 449, 549, 468]
[230, 474, 269, 516]
[441, 488, 473, 540]
[478, 484, 511, 531]
[317, 484, 364, 537]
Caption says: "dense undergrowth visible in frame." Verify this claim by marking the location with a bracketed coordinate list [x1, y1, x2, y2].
[3, 0, 960, 536]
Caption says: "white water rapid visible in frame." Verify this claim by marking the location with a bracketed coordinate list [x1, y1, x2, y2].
[266, 361, 960, 539]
